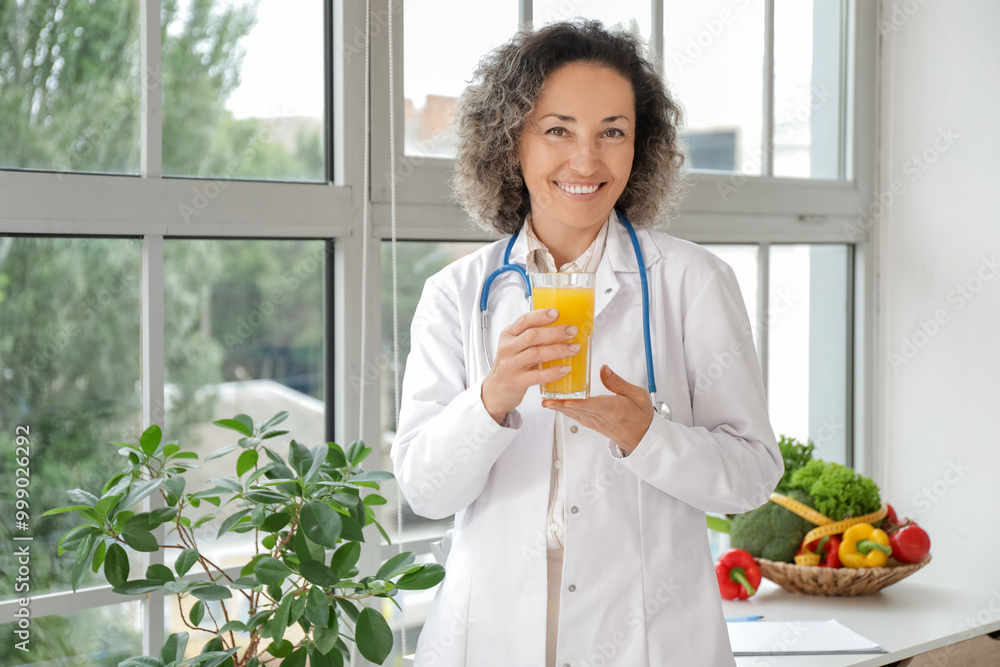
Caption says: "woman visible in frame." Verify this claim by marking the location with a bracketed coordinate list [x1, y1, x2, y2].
[392, 20, 782, 667]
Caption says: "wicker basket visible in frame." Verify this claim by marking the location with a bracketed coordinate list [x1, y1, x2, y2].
[755, 554, 932, 596]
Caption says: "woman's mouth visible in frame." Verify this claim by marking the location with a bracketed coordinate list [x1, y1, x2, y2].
[555, 181, 605, 199]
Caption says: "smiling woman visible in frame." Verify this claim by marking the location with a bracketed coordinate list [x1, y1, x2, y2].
[393, 19, 782, 667]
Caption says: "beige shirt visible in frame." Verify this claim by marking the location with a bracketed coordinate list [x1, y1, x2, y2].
[523, 212, 610, 551]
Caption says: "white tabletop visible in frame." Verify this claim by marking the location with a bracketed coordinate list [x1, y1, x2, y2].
[723, 569, 1000, 666]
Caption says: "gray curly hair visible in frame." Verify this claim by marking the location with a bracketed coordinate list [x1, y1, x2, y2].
[452, 19, 687, 235]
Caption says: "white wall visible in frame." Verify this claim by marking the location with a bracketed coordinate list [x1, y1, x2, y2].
[879, 0, 1000, 590]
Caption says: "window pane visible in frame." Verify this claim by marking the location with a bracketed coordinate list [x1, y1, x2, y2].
[162, 239, 326, 567]
[773, 0, 849, 179]
[534, 0, 652, 45]
[663, 0, 765, 173]
[404, 0, 519, 157]
[380, 241, 488, 536]
[0, 2, 141, 173]
[162, 0, 325, 181]
[0, 237, 141, 598]
[0, 601, 142, 665]
[767, 245, 850, 464]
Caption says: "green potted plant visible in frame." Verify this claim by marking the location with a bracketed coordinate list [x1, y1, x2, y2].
[44, 411, 442, 667]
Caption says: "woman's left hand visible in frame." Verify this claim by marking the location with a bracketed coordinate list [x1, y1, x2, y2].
[542, 365, 654, 455]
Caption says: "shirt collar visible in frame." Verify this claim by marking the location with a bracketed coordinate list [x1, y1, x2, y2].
[523, 211, 611, 274]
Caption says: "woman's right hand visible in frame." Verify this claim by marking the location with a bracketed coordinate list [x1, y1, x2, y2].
[481, 308, 580, 424]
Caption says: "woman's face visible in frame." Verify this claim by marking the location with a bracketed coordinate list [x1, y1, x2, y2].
[518, 62, 636, 239]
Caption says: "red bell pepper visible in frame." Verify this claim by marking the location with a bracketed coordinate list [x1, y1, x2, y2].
[797, 535, 842, 568]
[889, 522, 931, 563]
[716, 549, 762, 600]
[882, 504, 900, 531]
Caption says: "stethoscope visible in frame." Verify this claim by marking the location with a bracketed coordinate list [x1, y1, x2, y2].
[479, 209, 672, 421]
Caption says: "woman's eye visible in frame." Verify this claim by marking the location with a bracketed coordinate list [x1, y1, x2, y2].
[603, 128, 625, 138]
[545, 127, 568, 136]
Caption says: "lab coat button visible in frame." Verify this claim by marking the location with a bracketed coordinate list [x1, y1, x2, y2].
[569, 425, 578, 434]
[553, 459, 562, 469]
[570, 505, 579, 514]
[605, 287, 613, 294]
[550, 523, 559, 532]
[568, 584, 576, 592]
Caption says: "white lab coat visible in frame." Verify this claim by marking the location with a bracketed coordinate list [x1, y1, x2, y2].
[392, 213, 783, 667]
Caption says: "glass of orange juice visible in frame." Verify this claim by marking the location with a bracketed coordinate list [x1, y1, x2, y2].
[529, 272, 595, 399]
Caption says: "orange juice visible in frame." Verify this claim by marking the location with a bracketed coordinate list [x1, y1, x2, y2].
[531, 285, 595, 398]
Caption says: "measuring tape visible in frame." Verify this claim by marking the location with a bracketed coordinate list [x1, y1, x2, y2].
[768, 493, 887, 566]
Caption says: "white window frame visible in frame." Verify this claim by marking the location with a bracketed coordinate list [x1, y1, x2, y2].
[0, 0, 879, 662]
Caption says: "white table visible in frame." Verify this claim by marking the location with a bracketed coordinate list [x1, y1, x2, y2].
[402, 570, 999, 666]
[723, 573, 1000, 666]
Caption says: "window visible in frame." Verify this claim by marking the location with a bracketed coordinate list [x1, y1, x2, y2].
[0, 0, 877, 661]
[0, 237, 142, 598]
[0, 4, 142, 174]
[161, 0, 326, 181]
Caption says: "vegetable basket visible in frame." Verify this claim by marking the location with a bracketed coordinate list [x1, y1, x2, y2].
[755, 554, 932, 596]
[756, 492, 932, 596]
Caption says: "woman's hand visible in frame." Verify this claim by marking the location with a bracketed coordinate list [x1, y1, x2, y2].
[542, 365, 654, 454]
[481, 308, 580, 424]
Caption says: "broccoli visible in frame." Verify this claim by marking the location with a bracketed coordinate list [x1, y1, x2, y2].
[729, 488, 816, 563]
[787, 459, 881, 521]
[775, 435, 815, 494]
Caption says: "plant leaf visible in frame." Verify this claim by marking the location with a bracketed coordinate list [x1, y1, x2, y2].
[161, 631, 189, 664]
[204, 444, 241, 462]
[41, 504, 92, 517]
[396, 563, 446, 590]
[216, 508, 252, 539]
[163, 476, 186, 506]
[119, 478, 166, 511]
[265, 640, 294, 658]
[299, 559, 339, 587]
[113, 579, 165, 595]
[282, 647, 308, 667]
[120, 658, 166, 667]
[312, 616, 340, 655]
[324, 444, 348, 468]
[304, 443, 328, 483]
[190, 585, 232, 601]
[175, 548, 200, 576]
[299, 500, 343, 548]
[140, 424, 163, 456]
[355, 606, 393, 663]
[377, 552, 416, 581]
[308, 643, 343, 667]
[122, 523, 158, 552]
[67, 488, 100, 507]
[218, 620, 246, 633]
[104, 543, 130, 588]
[213, 416, 253, 437]
[349, 471, 394, 483]
[260, 511, 291, 533]
[259, 411, 289, 431]
[190, 600, 205, 626]
[236, 449, 259, 477]
[329, 542, 361, 579]
[288, 440, 313, 477]
[304, 585, 331, 628]
[254, 556, 292, 586]
[146, 563, 175, 583]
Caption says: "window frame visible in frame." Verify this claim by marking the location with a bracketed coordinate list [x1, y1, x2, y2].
[0, 0, 879, 663]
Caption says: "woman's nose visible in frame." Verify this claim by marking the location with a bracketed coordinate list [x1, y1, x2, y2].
[568, 137, 600, 174]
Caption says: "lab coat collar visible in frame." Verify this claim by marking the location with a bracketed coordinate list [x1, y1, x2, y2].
[506, 209, 662, 274]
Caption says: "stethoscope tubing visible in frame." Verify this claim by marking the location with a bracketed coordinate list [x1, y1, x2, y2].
[479, 209, 671, 420]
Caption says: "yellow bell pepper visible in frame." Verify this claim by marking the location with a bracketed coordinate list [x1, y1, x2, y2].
[838, 523, 892, 568]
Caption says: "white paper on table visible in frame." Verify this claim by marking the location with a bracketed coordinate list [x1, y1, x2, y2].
[727, 619, 886, 656]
